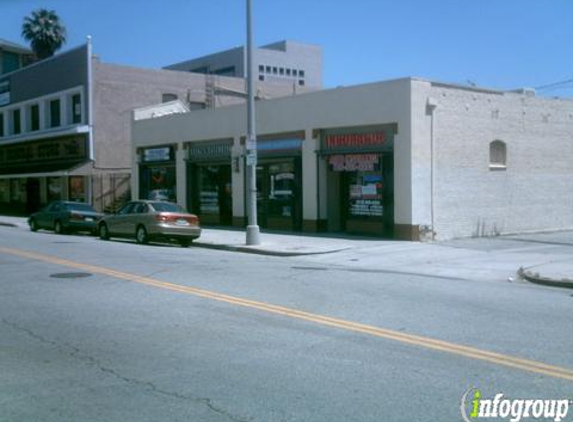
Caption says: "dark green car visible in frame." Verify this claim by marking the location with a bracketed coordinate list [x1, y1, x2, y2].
[28, 201, 103, 235]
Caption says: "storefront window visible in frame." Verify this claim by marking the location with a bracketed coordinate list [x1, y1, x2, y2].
[267, 162, 295, 218]
[255, 158, 302, 231]
[145, 166, 176, 202]
[47, 177, 63, 202]
[347, 170, 384, 218]
[10, 179, 26, 203]
[198, 165, 231, 215]
[0, 179, 9, 202]
[69, 176, 86, 202]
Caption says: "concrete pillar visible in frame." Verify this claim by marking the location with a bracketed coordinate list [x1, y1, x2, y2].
[132, 149, 140, 201]
[302, 129, 318, 231]
[175, 144, 186, 208]
[60, 94, 69, 127]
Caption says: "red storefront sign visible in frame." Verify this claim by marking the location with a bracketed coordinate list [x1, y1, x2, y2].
[324, 132, 385, 149]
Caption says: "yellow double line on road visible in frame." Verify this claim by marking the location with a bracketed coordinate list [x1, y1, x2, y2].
[2, 245, 573, 382]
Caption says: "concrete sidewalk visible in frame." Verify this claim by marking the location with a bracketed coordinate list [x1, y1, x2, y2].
[1, 215, 572, 289]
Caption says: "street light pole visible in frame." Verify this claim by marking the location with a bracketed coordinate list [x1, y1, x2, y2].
[245, 0, 261, 245]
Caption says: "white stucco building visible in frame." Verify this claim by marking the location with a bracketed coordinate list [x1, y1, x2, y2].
[132, 77, 573, 241]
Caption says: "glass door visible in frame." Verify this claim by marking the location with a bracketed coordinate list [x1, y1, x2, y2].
[255, 158, 302, 231]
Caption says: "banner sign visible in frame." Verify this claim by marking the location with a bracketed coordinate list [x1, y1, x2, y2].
[188, 142, 232, 162]
[143, 147, 173, 162]
[325, 132, 385, 149]
[321, 125, 396, 154]
[329, 154, 379, 172]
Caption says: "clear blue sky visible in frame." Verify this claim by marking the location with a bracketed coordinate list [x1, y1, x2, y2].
[2, 0, 572, 97]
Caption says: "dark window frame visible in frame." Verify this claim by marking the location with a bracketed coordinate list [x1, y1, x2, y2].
[71, 94, 82, 124]
[50, 99, 61, 128]
[30, 104, 40, 131]
[12, 109, 21, 135]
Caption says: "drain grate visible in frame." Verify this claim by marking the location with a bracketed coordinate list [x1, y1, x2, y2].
[50, 272, 93, 279]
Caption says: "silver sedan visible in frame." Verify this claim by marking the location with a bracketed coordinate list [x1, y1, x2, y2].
[97, 201, 201, 247]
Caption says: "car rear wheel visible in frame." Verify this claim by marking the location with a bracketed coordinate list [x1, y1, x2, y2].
[29, 219, 38, 232]
[135, 226, 148, 245]
[99, 223, 110, 240]
[54, 220, 66, 235]
[179, 239, 192, 248]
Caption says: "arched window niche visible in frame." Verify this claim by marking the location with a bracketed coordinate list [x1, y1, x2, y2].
[489, 140, 507, 170]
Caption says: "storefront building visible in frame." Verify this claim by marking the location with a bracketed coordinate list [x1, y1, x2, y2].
[138, 145, 178, 203]
[0, 43, 93, 215]
[132, 78, 573, 241]
[319, 126, 396, 237]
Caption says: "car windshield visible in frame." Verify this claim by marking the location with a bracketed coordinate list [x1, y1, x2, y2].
[64, 203, 96, 212]
[149, 202, 185, 213]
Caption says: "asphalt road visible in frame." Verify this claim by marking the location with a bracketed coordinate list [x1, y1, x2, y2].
[1, 226, 572, 422]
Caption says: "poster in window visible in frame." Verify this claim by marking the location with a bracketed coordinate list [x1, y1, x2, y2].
[47, 177, 62, 202]
[347, 171, 383, 218]
[69, 176, 85, 202]
[147, 167, 176, 202]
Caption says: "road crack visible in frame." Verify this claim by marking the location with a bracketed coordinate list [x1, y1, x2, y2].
[2, 318, 253, 422]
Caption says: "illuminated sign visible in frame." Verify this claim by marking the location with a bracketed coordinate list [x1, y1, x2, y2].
[321, 125, 396, 153]
[324, 132, 385, 149]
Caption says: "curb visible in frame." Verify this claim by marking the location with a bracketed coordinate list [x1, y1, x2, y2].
[191, 242, 350, 257]
[517, 267, 573, 290]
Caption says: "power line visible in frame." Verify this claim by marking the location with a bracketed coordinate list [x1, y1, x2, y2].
[535, 78, 573, 91]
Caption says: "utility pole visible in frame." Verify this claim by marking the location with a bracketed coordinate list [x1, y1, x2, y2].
[245, 0, 261, 245]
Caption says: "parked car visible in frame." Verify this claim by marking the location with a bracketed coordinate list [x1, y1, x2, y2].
[97, 200, 201, 247]
[28, 201, 103, 234]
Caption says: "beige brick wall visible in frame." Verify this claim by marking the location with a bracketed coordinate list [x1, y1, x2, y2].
[425, 83, 573, 240]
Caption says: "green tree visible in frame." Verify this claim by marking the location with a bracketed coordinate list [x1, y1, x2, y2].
[21, 9, 67, 60]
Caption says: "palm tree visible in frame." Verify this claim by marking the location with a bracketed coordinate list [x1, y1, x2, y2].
[21, 9, 67, 60]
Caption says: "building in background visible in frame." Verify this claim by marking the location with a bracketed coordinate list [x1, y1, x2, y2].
[0, 40, 318, 215]
[132, 78, 573, 241]
[0, 39, 35, 76]
[165, 40, 323, 89]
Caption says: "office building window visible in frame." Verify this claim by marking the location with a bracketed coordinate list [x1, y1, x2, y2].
[286, 69, 291, 76]
[162, 93, 177, 103]
[2, 52, 20, 74]
[265, 65, 271, 73]
[259, 75, 265, 81]
[299, 70, 305, 77]
[72, 94, 82, 123]
[50, 99, 60, 127]
[259, 65, 264, 72]
[299, 80, 305, 86]
[12, 109, 21, 134]
[30, 104, 40, 131]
